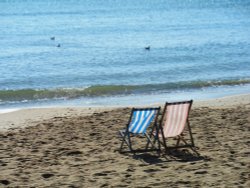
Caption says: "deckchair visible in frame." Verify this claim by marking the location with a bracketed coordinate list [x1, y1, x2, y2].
[119, 107, 161, 154]
[157, 100, 197, 152]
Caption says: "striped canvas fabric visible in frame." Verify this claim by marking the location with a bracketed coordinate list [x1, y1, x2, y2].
[128, 109, 156, 134]
[162, 103, 190, 137]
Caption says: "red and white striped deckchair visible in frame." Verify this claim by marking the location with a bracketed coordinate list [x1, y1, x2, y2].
[158, 100, 196, 151]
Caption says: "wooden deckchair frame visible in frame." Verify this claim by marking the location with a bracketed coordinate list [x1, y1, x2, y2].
[119, 107, 161, 154]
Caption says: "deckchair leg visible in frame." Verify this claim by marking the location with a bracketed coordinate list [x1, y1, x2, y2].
[155, 125, 162, 153]
[145, 130, 153, 150]
[119, 130, 126, 151]
[156, 135, 161, 153]
[161, 133, 168, 152]
[179, 136, 189, 146]
[127, 132, 133, 152]
[187, 120, 195, 147]
[176, 136, 181, 147]
[145, 128, 157, 150]
[145, 128, 161, 154]
[145, 133, 158, 150]
[119, 130, 133, 152]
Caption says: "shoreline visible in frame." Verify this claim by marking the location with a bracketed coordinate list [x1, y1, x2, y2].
[1, 83, 250, 111]
[0, 93, 249, 132]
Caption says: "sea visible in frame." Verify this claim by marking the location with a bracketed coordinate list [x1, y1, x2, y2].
[0, 0, 250, 111]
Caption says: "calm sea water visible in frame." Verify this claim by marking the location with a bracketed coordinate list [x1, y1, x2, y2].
[0, 0, 250, 108]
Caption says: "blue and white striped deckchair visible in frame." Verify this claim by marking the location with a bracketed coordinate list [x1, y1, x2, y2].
[129, 109, 157, 134]
[119, 107, 161, 153]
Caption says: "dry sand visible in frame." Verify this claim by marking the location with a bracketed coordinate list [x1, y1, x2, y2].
[0, 94, 249, 187]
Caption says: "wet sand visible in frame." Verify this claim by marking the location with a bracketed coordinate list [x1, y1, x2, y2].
[0, 94, 249, 187]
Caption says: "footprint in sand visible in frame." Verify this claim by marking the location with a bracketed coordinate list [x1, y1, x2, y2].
[144, 168, 162, 173]
[66, 150, 83, 156]
[194, 170, 208, 174]
[41, 173, 54, 179]
[0, 180, 10, 185]
[93, 172, 108, 176]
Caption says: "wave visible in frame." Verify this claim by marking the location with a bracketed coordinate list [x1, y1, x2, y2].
[0, 79, 250, 103]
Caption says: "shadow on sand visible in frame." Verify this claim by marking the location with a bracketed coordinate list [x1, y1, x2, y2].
[130, 149, 209, 164]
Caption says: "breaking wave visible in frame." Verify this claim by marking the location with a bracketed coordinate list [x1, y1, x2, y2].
[0, 78, 250, 103]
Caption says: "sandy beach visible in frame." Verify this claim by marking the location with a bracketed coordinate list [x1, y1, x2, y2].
[0, 94, 249, 187]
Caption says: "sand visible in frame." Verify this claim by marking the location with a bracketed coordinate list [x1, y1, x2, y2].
[0, 94, 249, 187]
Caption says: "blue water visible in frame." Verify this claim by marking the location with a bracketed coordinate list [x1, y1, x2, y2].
[0, 0, 250, 108]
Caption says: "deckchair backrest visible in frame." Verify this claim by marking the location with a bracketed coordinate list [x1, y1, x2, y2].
[128, 108, 159, 134]
[161, 100, 192, 138]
